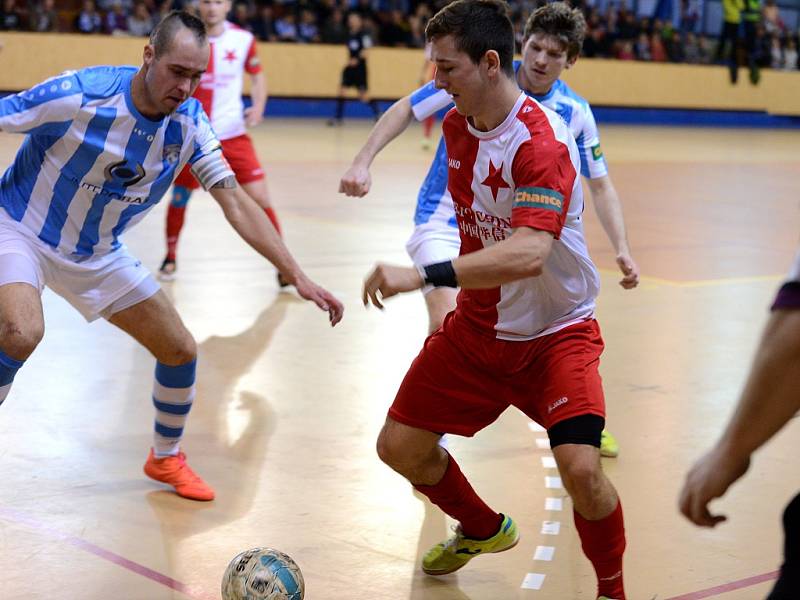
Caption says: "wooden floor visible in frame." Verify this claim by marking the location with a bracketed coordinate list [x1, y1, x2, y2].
[0, 118, 798, 600]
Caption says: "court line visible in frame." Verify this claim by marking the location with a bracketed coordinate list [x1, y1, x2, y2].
[662, 570, 779, 599]
[0, 506, 215, 600]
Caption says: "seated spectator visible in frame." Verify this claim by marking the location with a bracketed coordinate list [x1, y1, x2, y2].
[583, 25, 609, 57]
[30, 0, 57, 32]
[105, 0, 129, 35]
[763, 0, 783, 35]
[321, 7, 347, 44]
[770, 35, 783, 68]
[783, 37, 797, 70]
[0, 0, 25, 30]
[696, 35, 714, 63]
[252, 4, 276, 41]
[635, 31, 652, 60]
[275, 12, 299, 42]
[380, 9, 409, 46]
[684, 31, 701, 62]
[616, 39, 635, 60]
[76, 0, 102, 33]
[407, 13, 424, 48]
[667, 30, 685, 62]
[298, 8, 319, 43]
[230, 2, 253, 32]
[651, 32, 668, 61]
[127, 1, 153, 36]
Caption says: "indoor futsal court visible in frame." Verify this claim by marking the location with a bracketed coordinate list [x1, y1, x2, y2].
[0, 117, 798, 599]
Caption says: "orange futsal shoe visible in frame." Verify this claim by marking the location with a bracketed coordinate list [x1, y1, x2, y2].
[144, 449, 215, 501]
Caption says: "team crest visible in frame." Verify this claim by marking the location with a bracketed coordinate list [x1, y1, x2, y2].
[591, 144, 604, 161]
[163, 144, 181, 165]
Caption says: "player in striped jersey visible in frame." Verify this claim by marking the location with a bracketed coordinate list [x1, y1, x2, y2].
[363, 2, 626, 597]
[0, 12, 343, 502]
[341, 2, 634, 458]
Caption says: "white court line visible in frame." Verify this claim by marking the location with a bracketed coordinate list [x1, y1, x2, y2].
[534, 546, 555, 561]
[545, 497, 563, 511]
[541, 456, 557, 469]
[545, 476, 563, 489]
[521, 573, 546, 590]
[541, 521, 560, 535]
[535, 438, 551, 450]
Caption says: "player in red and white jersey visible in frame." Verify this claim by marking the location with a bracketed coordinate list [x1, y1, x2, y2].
[159, 0, 284, 282]
[363, 2, 627, 598]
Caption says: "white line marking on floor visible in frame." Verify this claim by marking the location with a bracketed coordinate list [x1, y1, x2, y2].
[541, 521, 561, 535]
[545, 497, 563, 511]
[533, 546, 555, 561]
[545, 476, 563, 489]
[521, 573, 546, 590]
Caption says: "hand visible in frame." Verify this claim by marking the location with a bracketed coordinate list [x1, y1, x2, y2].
[244, 106, 263, 128]
[678, 445, 751, 528]
[339, 164, 372, 197]
[616, 252, 640, 289]
[363, 263, 424, 308]
[293, 274, 344, 326]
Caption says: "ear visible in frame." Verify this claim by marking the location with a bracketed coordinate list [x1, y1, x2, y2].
[484, 49, 502, 76]
[143, 43, 155, 67]
[565, 55, 578, 69]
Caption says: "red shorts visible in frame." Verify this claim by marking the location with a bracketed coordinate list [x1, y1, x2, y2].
[174, 134, 265, 190]
[389, 314, 606, 436]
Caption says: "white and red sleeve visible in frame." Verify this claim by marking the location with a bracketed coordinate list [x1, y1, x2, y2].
[244, 37, 262, 75]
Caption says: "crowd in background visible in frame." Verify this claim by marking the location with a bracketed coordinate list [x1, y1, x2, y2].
[0, 0, 797, 71]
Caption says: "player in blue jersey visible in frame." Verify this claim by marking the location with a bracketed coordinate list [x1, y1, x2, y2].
[0, 11, 343, 502]
[340, 2, 636, 458]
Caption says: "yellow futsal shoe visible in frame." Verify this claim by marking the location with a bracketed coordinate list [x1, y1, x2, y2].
[600, 429, 619, 458]
[422, 514, 519, 575]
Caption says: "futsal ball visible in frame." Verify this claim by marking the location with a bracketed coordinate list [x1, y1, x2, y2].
[221, 547, 305, 600]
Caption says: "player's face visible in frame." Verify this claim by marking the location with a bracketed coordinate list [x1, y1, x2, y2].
[520, 33, 576, 94]
[431, 35, 487, 118]
[198, 0, 231, 28]
[144, 28, 209, 115]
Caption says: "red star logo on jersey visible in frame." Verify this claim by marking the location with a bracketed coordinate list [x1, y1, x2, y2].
[481, 159, 510, 201]
[224, 49, 237, 63]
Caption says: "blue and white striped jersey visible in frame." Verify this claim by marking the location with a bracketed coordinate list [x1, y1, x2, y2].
[408, 60, 608, 226]
[0, 65, 224, 258]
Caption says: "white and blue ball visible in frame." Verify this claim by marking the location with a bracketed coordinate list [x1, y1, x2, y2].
[221, 547, 304, 600]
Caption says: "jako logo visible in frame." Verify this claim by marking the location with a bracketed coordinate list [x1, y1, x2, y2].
[448, 158, 461, 169]
[548, 396, 568, 414]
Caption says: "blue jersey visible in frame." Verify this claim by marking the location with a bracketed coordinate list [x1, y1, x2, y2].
[0, 65, 223, 258]
[408, 60, 608, 226]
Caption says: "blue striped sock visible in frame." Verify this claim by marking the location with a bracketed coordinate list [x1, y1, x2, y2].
[152, 359, 196, 457]
[0, 350, 23, 407]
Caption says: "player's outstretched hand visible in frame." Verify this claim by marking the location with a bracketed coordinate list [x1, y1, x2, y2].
[616, 252, 640, 289]
[363, 263, 423, 309]
[678, 445, 750, 528]
[339, 165, 372, 197]
[293, 275, 344, 326]
[244, 106, 263, 128]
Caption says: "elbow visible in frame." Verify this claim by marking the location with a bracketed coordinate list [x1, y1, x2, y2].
[522, 258, 544, 279]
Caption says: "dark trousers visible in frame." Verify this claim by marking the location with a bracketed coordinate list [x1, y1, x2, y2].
[767, 492, 800, 599]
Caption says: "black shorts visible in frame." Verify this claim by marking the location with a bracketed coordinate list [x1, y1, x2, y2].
[342, 62, 367, 89]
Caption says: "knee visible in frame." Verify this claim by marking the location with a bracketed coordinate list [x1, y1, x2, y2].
[159, 333, 197, 366]
[560, 460, 603, 504]
[376, 427, 423, 476]
[0, 320, 43, 360]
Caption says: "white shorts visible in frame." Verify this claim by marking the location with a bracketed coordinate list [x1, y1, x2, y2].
[406, 191, 460, 294]
[0, 213, 160, 322]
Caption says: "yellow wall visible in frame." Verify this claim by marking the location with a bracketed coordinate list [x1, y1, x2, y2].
[1, 32, 799, 116]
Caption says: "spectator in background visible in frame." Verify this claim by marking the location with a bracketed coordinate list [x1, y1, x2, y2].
[105, 0, 129, 34]
[635, 31, 651, 60]
[407, 13, 424, 47]
[76, 0, 101, 33]
[771, 34, 783, 68]
[30, 0, 56, 31]
[328, 12, 380, 125]
[275, 11, 298, 41]
[651, 29, 668, 60]
[230, 2, 252, 31]
[763, 0, 782, 35]
[617, 38, 634, 59]
[252, 4, 276, 41]
[0, 0, 25, 30]
[784, 38, 798, 70]
[684, 31, 701, 62]
[321, 7, 347, 44]
[667, 30, 685, 61]
[743, 0, 762, 83]
[380, 8, 409, 46]
[298, 8, 319, 42]
[127, 1, 153, 36]
[680, 0, 699, 33]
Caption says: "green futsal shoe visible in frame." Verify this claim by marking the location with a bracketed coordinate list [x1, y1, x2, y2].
[600, 429, 620, 458]
[422, 514, 519, 575]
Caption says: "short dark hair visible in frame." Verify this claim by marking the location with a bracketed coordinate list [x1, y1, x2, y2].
[150, 10, 207, 59]
[425, 0, 515, 76]
[523, 2, 586, 60]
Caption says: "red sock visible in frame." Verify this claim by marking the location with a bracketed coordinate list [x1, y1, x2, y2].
[165, 204, 186, 261]
[263, 206, 282, 236]
[423, 115, 435, 138]
[414, 452, 501, 539]
[574, 501, 626, 599]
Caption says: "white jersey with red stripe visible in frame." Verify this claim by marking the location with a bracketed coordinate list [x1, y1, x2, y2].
[445, 92, 599, 341]
[193, 21, 261, 141]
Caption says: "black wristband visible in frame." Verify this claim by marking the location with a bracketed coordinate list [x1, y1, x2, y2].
[422, 260, 458, 288]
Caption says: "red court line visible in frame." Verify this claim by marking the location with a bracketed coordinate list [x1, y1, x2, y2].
[663, 570, 780, 600]
[0, 506, 216, 600]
